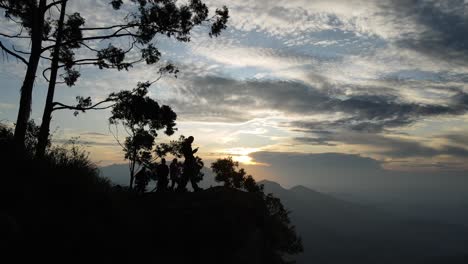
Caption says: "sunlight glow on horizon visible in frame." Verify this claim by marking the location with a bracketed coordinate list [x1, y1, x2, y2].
[221, 147, 266, 165]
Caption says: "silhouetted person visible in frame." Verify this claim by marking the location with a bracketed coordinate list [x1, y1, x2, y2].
[177, 136, 202, 192]
[170, 158, 180, 190]
[134, 167, 149, 194]
[156, 158, 169, 192]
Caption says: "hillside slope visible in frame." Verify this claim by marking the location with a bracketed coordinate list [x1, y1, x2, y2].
[260, 180, 468, 264]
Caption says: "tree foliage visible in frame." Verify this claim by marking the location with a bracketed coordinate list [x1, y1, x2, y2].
[0, 0, 45, 35]
[211, 157, 263, 192]
[210, 157, 303, 263]
[0, 120, 49, 156]
[2, 0, 229, 86]
[108, 81, 177, 188]
[0, 0, 229, 152]
[264, 193, 304, 263]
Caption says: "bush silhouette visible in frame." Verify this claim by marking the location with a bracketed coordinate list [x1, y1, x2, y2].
[211, 157, 303, 263]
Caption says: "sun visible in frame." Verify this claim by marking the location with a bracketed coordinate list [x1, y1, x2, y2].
[223, 147, 259, 165]
[232, 155, 254, 165]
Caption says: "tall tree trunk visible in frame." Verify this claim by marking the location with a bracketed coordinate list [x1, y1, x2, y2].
[130, 160, 136, 189]
[36, 0, 68, 159]
[13, 0, 47, 150]
[130, 145, 137, 189]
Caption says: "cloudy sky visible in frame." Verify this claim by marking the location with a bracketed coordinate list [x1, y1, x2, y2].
[1, 0, 468, 187]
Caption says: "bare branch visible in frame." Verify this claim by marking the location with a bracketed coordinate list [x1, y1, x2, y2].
[44, 0, 67, 12]
[109, 124, 125, 149]
[52, 98, 115, 112]
[0, 32, 30, 39]
[149, 73, 164, 85]
[81, 39, 138, 57]
[78, 41, 100, 52]
[42, 67, 50, 82]
[40, 62, 97, 82]
[0, 41, 28, 64]
[123, 39, 137, 54]
[53, 104, 114, 111]
[13, 45, 52, 61]
[71, 58, 100, 64]
[80, 24, 139, 31]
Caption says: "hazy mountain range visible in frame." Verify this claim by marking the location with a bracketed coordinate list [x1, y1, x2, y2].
[260, 180, 468, 264]
[100, 164, 468, 264]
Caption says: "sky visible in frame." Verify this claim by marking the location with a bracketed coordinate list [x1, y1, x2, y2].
[1, 0, 468, 188]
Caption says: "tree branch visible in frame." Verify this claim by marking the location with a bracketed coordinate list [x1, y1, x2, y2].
[41, 33, 137, 52]
[0, 32, 30, 39]
[42, 67, 50, 82]
[13, 45, 52, 61]
[80, 24, 139, 31]
[40, 20, 189, 53]
[109, 123, 125, 150]
[41, 59, 100, 82]
[52, 98, 115, 112]
[0, 41, 28, 64]
[0, 4, 14, 13]
[78, 41, 100, 52]
[71, 58, 100, 64]
[44, 0, 67, 12]
[149, 73, 164, 85]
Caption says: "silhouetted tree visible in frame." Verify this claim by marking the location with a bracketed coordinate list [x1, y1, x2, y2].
[263, 193, 303, 263]
[210, 157, 303, 263]
[0, 120, 48, 157]
[0, 0, 49, 148]
[211, 157, 262, 191]
[109, 82, 176, 189]
[35, 0, 229, 158]
[35, 0, 71, 158]
[0, 0, 228, 152]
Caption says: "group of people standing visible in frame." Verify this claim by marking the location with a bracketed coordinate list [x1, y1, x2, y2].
[134, 136, 202, 193]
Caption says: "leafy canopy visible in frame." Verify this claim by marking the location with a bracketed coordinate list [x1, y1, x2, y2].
[109, 81, 177, 168]
[1, 0, 229, 87]
[211, 157, 263, 193]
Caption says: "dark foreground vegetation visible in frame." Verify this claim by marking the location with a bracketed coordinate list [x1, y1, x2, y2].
[0, 123, 302, 263]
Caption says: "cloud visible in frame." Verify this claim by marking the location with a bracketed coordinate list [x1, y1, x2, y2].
[167, 75, 468, 132]
[294, 136, 337, 146]
[209, 0, 468, 57]
[3, 0, 468, 172]
[207, 0, 404, 39]
[244, 151, 384, 189]
[162, 73, 468, 163]
[292, 130, 468, 164]
[444, 134, 468, 146]
[243, 151, 468, 199]
[384, 0, 468, 64]
[0, 103, 15, 110]
[192, 45, 314, 71]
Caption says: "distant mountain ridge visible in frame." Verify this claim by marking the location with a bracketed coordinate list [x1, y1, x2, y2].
[258, 180, 468, 264]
